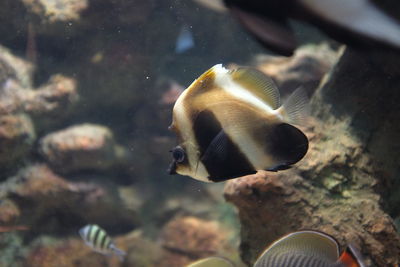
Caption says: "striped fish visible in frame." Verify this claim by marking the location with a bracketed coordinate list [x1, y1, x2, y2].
[254, 231, 366, 267]
[168, 64, 309, 182]
[79, 224, 126, 260]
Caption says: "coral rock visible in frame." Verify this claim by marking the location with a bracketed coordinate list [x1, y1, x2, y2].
[22, 0, 88, 23]
[25, 238, 111, 267]
[255, 43, 339, 97]
[25, 231, 170, 267]
[224, 47, 400, 266]
[39, 124, 130, 174]
[0, 45, 34, 88]
[160, 216, 228, 259]
[0, 114, 35, 173]
[0, 199, 21, 225]
[0, 74, 78, 118]
[24, 75, 78, 115]
[2, 164, 139, 233]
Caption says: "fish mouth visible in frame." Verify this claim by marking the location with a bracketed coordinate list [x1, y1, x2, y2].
[167, 161, 177, 175]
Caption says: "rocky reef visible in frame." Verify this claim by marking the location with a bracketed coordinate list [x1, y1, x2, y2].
[224, 48, 400, 266]
[0, 0, 259, 266]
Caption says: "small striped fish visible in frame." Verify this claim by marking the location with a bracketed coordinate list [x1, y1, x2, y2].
[79, 224, 126, 260]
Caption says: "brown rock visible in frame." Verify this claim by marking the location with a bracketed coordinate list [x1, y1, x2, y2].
[0, 74, 78, 118]
[25, 230, 176, 267]
[23, 75, 78, 115]
[39, 124, 130, 174]
[224, 47, 400, 266]
[0, 45, 33, 88]
[25, 238, 112, 267]
[0, 45, 78, 135]
[2, 164, 139, 233]
[160, 216, 229, 259]
[22, 0, 88, 23]
[255, 43, 339, 97]
[0, 199, 21, 225]
[0, 114, 35, 173]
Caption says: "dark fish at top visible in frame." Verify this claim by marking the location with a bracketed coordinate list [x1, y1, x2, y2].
[168, 64, 309, 182]
[222, 0, 400, 56]
[254, 230, 366, 267]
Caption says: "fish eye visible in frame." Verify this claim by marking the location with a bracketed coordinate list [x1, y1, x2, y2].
[172, 146, 186, 163]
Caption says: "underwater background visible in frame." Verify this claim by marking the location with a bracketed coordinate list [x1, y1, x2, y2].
[0, 0, 399, 266]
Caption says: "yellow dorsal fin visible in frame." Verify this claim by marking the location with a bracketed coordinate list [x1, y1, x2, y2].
[230, 67, 281, 109]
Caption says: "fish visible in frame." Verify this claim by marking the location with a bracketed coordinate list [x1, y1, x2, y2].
[254, 230, 365, 267]
[79, 224, 126, 261]
[186, 256, 234, 267]
[175, 25, 195, 54]
[185, 231, 365, 267]
[168, 64, 308, 182]
[223, 0, 400, 56]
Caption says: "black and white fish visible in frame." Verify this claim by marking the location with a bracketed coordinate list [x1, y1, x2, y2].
[254, 230, 366, 267]
[79, 224, 126, 260]
[168, 64, 308, 182]
[222, 0, 400, 56]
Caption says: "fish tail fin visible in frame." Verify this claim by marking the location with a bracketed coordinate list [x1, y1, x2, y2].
[279, 87, 309, 126]
[337, 244, 366, 267]
[110, 244, 126, 261]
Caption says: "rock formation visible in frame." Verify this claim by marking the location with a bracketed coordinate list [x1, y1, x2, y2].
[224, 48, 400, 266]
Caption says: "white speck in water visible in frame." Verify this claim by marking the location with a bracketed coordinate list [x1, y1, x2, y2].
[146, 76, 150, 80]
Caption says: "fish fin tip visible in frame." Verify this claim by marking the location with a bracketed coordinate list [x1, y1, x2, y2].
[338, 244, 366, 267]
[230, 67, 281, 109]
[110, 244, 126, 255]
[280, 87, 310, 126]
